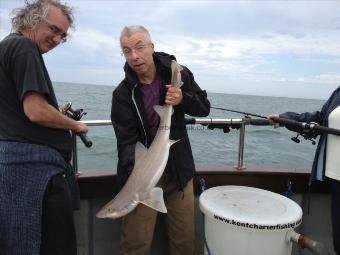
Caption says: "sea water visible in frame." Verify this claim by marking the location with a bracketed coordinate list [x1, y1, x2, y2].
[54, 82, 324, 173]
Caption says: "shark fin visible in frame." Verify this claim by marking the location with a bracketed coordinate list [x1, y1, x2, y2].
[154, 105, 174, 117]
[139, 187, 167, 213]
[169, 139, 180, 146]
[153, 105, 166, 116]
[135, 142, 148, 163]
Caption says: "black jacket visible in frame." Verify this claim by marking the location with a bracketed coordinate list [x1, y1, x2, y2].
[111, 52, 210, 193]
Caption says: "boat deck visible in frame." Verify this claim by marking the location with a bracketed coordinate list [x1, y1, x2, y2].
[74, 165, 334, 255]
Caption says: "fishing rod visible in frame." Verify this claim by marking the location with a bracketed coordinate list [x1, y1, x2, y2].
[210, 106, 340, 143]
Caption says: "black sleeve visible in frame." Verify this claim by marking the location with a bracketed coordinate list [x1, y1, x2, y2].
[10, 44, 50, 101]
[280, 111, 323, 124]
[111, 90, 140, 192]
[176, 66, 210, 117]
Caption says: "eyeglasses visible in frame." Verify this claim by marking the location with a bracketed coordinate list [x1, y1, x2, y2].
[121, 44, 149, 57]
[44, 19, 68, 43]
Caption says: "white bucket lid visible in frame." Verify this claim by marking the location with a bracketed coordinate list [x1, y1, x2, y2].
[199, 186, 302, 230]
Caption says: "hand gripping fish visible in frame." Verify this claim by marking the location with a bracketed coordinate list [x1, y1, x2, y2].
[96, 60, 183, 219]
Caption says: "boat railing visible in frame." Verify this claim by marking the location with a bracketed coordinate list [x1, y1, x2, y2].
[73, 118, 272, 174]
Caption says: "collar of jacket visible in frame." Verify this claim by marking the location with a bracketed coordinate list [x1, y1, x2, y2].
[122, 51, 177, 90]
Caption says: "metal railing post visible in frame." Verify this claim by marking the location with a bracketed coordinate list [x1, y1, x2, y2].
[71, 132, 78, 174]
[235, 120, 246, 170]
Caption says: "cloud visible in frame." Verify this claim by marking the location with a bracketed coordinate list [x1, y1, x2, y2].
[295, 74, 340, 84]
[1, 0, 340, 99]
[70, 29, 117, 51]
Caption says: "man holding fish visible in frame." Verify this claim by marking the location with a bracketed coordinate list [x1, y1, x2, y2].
[101, 25, 210, 254]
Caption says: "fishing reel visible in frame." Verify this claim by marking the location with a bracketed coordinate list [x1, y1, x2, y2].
[63, 102, 86, 121]
[291, 122, 318, 145]
[206, 123, 231, 133]
[62, 102, 92, 148]
[291, 133, 316, 145]
[205, 123, 241, 133]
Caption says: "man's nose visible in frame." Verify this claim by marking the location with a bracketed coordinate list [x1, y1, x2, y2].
[129, 50, 139, 59]
[52, 34, 62, 44]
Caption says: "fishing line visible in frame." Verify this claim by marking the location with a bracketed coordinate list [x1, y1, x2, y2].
[211, 106, 268, 119]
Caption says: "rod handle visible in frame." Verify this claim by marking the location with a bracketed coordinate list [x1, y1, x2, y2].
[78, 133, 93, 148]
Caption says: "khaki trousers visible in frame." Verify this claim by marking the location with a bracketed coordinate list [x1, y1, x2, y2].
[120, 173, 195, 255]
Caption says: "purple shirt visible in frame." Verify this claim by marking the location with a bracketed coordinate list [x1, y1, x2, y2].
[139, 75, 162, 141]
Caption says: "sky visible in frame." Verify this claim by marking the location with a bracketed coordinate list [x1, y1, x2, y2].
[1, 0, 340, 99]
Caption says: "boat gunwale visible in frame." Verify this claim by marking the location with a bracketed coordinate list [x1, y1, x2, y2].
[77, 164, 330, 199]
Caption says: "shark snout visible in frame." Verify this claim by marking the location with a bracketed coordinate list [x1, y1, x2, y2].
[96, 207, 119, 219]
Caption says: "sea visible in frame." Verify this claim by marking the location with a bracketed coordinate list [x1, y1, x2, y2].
[54, 82, 325, 173]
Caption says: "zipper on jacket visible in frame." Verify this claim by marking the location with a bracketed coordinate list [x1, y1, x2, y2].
[132, 84, 148, 147]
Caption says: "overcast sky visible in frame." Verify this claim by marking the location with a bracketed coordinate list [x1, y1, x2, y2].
[1, 0, 340, 99]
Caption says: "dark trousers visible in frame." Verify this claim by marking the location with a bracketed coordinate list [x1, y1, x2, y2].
[40, 174, 77, 255]
[331, 179, 340, 255]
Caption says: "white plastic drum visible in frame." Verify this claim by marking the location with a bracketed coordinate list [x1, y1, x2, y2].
[199, 186, 302, 255]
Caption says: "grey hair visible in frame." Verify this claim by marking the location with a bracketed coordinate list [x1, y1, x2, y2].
[11, 0, 74, 33]
[120, 25, 152, 47]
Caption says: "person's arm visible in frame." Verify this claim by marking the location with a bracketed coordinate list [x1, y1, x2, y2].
[279, 111, 322, 124]
[23, 91, 88, 134]
[269, 87, 340, 126]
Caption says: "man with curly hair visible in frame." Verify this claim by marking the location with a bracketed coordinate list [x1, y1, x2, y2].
[0, 1, 87, 254]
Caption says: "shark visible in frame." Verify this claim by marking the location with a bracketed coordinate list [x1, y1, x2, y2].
[96, 60, 183, 219]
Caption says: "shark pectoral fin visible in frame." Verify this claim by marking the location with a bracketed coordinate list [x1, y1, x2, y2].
[154, 105, 174, 117]
[140, 187, 167, 213]
[153, 105, 166, 116]
[169, 139, 180, 146]
[135, 142, 148, 162]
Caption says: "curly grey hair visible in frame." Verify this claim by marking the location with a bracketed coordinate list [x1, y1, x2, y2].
[120, 25, 152, 47]
[11, 0, 74, 33]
